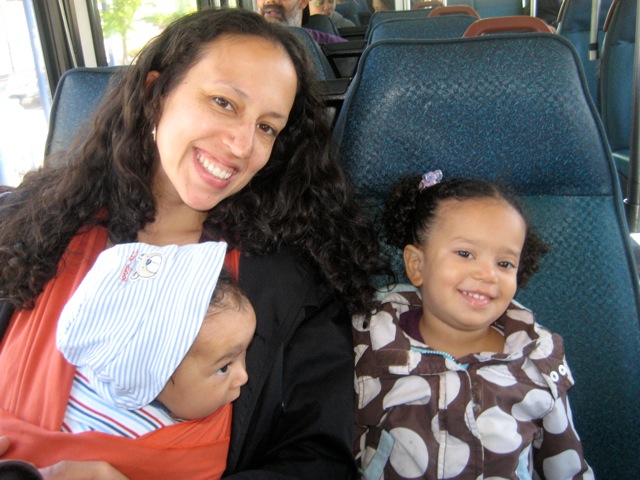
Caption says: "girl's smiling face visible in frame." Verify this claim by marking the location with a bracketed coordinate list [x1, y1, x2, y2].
[404, 198, 526, 337]
[152, 34, 298, 214]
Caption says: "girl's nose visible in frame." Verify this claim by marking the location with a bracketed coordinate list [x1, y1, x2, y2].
[473, 260, 498, 283]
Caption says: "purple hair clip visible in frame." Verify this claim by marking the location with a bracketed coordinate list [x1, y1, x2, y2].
[418, 169, 443, 191]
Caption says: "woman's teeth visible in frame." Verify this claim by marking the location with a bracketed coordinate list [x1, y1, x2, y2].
[196, 152, 232, 180]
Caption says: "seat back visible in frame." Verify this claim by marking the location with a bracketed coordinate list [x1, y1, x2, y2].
[305, 13, 341, 36]
[368, 14, 477, 43]
[557, 0, 614, 106]
[288, 27, 337, 80]
[599, 0, 635, 184]
[336, 2, 361, 25]
[334, 35, 640, 479]
[45, 67, 123, 156]
[447, 0, 525, 17]
[365, 9, 435, 42]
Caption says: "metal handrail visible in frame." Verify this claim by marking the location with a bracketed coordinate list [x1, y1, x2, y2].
[624, 0, 640, 231]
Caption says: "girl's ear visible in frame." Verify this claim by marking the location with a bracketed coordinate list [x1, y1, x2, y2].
[403, 244, 424, 287]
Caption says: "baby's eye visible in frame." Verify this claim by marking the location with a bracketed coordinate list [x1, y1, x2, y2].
[258, 123, 277, 137]
[498, 261, 516, 269]
[213, 97, 234, 111]
[456, 250, 472, 258]
[217, 363, 231, 375]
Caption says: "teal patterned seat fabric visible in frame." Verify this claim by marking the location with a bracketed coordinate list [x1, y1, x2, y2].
[368, 14, 477, 44]
[45, 67, 123, 157]
[334, 35, 640, 478]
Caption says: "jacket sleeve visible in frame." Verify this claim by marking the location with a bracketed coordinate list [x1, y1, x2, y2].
[223, 249, 357, 479]
[352, 313, 374, 469]
[533, 362, 594, 479]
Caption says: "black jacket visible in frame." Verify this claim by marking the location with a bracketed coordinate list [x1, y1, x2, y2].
[225, 249, 356, 479]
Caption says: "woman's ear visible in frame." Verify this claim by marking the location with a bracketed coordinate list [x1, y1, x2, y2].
[146, 71, 160, 92]
[403, 244, 424, 287]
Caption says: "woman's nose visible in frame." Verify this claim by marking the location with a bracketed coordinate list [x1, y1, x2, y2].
[225, 125, 254, 159]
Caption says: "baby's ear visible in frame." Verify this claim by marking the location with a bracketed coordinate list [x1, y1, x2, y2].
[403, 244, 424, 287]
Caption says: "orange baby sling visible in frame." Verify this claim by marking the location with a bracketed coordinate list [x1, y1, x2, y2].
[0, 226, 235, 480]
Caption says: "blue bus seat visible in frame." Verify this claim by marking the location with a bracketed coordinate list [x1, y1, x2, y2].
[288, 27, 338, 80]
[368, 14, 477, 43]
[45, 66, 123, 157]
[336, 2, 361, 25]
[305, 13, 341, 36]
[599, 0, 634, 191]
[447, 0, 525, 17]
[333, 35, 640, 479]
[556, 0, 614, 107]
[365, 9, 436, 42]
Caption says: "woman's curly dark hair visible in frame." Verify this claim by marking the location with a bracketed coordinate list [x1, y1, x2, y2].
[0, 8, 389, 314]
[383, 175, 548, 287]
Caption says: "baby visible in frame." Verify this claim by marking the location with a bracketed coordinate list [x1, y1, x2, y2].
[57, 241, 255, 433]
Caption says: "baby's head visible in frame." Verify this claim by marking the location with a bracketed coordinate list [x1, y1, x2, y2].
[384, 174, 547, 289]
[57, 241, 255, 418]
[157, 269, 256, 420]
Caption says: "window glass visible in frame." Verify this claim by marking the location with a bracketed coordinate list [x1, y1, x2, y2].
[0, 0, 50, 187]
[97, 0, 199, 66]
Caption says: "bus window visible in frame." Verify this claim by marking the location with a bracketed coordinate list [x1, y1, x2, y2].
[96, 0, 199, 66]
[0, 0, 51, 187]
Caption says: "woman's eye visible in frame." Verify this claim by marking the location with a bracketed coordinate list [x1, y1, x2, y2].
[456, 250, 471, 258]
[213, 97, 234, 111]
[216, 363, 231, 375]
[258, 123, 276, 136]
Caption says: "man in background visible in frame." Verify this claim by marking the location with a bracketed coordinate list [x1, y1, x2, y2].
[257, 0, 347, 43]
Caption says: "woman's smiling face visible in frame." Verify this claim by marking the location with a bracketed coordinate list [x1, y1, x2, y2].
[152, 34, 298, 213]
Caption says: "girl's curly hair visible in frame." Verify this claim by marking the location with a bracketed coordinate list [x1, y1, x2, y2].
[0, 8, 390, 314]
[383, 175, 548, 287]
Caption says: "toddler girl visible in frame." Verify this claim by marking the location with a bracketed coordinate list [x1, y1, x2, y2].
[353, 172, 593, 479]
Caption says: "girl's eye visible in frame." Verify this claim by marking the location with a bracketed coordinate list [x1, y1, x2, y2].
[216, 363, 231, 375]
[498, 261, 516, 269]
[258, 123, 277, 137]
[456, 250, 471, 258]
[213, 97, 234, 111]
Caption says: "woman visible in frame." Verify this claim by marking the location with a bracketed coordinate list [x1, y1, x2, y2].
[0, 8, 388, 479]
